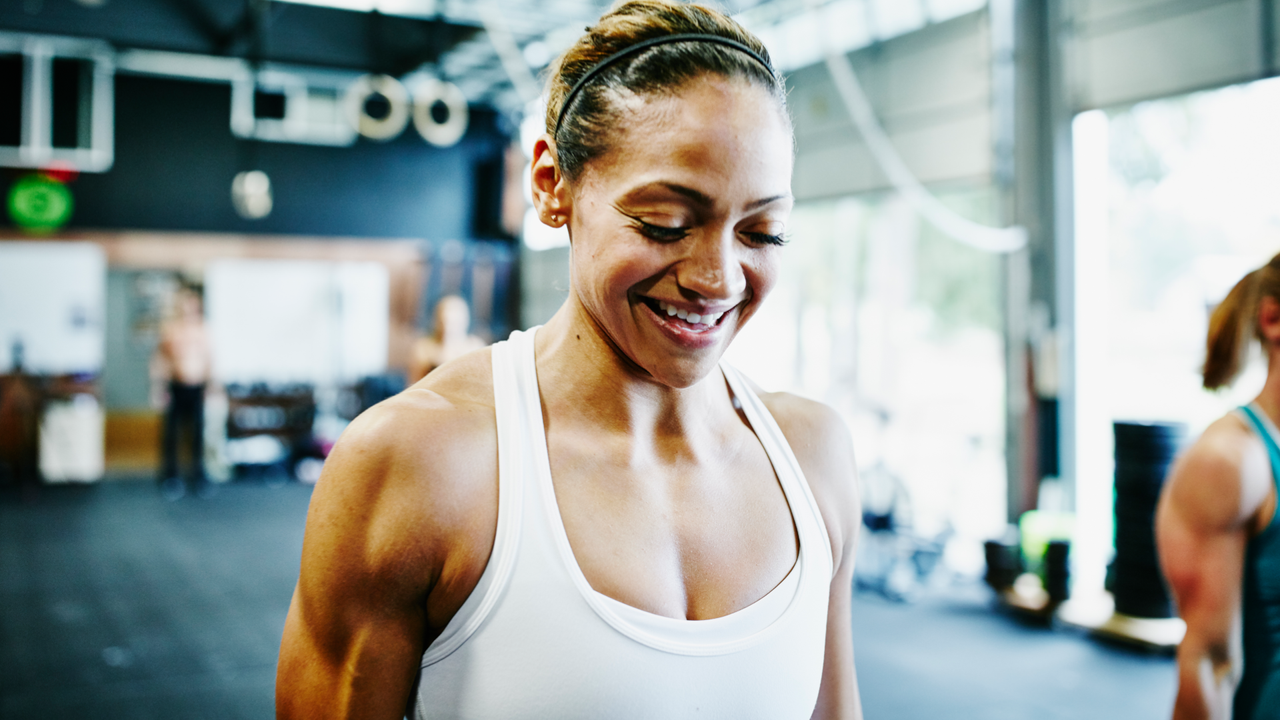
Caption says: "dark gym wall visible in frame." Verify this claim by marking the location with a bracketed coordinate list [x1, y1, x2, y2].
[5, 73, 510, 240]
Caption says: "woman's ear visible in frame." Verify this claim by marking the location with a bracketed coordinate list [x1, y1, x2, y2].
[530, 134, 570, 228]
[1260, 295, 1280, 347]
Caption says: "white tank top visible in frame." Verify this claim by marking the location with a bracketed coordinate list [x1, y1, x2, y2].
[412, 328, 834, 720]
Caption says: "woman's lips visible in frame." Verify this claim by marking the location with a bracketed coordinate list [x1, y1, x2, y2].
[652, 299, 728, 328]
[638, 296, 735, 347]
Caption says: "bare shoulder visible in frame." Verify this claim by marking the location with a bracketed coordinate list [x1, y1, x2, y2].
[753, 386, 855, 468]
[303, 348, 498, 595]
[746, 379, 860, 567]
[328, 347, 495, 496]
[1161, 413, 1260, 532]
[280, 350, 499, 717]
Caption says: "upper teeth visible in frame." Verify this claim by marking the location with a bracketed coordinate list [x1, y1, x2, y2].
[657, 300, 723, 326]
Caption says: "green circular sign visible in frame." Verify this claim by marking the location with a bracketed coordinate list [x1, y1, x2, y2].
[8, 175, 74, 231]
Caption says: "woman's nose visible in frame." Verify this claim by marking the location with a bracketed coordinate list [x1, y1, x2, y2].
[677, 229, 746, 301]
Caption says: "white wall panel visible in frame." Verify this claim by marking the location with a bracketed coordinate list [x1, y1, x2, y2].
[1076, 0, 1262, 109]
[787, 0, 1274, 204]
[0, 242, 105, 375]
[879, 13, 992, 118]
[206, 259, 388, 385]
[795, 109, 992, 199]
[789, 11, 994, 200]
[787, 0, 1273, 203]
[1272, 0, 1280, 67]
[1075, 0, 1206, 25]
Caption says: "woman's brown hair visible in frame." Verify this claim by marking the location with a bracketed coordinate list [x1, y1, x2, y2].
[1203, 252, 1280, 390]
[544, 0, 787, 182]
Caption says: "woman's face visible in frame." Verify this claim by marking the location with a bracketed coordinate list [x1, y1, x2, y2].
[560, 74, 794, 389]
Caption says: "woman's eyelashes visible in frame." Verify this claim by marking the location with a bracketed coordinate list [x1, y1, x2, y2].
[633, 219, 689, 242]
[628, 217, 788, 247]
[745, 231, 788, 247]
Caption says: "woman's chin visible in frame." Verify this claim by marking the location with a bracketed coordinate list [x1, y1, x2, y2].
[630, 350, 726, 390]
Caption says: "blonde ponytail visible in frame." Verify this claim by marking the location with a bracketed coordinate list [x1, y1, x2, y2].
[1203, 252, 1280, 390]
[1204, 270, 1259, 390]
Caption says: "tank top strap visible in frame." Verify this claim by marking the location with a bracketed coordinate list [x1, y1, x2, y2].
[419, 331, 527, 667]
[1238, 403, 1280, 506]
[720, 363, 835, 580]
[1232, 412, 1280, 717]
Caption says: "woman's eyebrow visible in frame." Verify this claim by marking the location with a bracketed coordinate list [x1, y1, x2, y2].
[622, 182, 791, 211]
[745, 193, 792, 211]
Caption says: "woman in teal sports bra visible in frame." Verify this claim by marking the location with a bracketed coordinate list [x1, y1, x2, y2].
[1158, 252, 1280, 720]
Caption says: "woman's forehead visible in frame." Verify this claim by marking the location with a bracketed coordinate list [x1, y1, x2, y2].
[619, 74, 785, 130]
[578, 76, 792, 200]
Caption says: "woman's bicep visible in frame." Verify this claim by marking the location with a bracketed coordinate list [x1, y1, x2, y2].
[277, 579, 426, 720]
[1157, 451, 1250, 629]
[1157, 448, 1251, 720]
[276, 419, 440, 720]
[792, 402, 862, 719]
[811, 555, 863, 720]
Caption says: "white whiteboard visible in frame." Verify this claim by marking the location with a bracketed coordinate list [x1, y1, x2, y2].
[0, 242, 106, 374]
[206, 259, 388, 385]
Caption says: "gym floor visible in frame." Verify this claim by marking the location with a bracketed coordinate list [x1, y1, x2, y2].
[0, 480, 1175, 719]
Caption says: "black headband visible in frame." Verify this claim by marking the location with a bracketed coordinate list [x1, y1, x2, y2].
[553, 33, 776, 137]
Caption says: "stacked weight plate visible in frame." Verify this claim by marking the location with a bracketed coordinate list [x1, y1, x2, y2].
[1110, 421, 1186, 618]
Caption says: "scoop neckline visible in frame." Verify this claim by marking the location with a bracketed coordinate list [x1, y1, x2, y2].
[519, 326, 808, 655]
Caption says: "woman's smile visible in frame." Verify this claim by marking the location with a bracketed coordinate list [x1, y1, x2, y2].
[636, 294, 740, 350]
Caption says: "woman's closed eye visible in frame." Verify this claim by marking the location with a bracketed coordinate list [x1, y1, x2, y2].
[744, 230, 788, 247]
[627, 212, 788, 247]
[632, 218, 690, 243]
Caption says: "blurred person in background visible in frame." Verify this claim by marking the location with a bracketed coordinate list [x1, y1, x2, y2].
[151, 281, 214, 499]
[408, 294, 486, 382]
[276, 1, 863, 718]
[1158, 252, 1280, 720]
[0, 340, 41, 495]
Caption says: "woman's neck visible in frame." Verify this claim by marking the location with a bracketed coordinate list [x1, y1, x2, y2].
[1252, 348, 1280, 425]
[533, 298, 734, 443]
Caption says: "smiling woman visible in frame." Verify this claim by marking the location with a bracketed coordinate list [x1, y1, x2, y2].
[275, 2, 863, 719]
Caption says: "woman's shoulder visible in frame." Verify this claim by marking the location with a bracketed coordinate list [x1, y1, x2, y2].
[1176, 412, 1259, 483]
[752, 388, 856, 500]
[317, 348, 499, 539]
[744, 381, 860, 566]
[1163, 411, 1269, 531]
[752, 387, 852, 460]
[292, 349, 500, 644]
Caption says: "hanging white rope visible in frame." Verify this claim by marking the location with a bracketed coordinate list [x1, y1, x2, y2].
[803, 0, 1027, 253]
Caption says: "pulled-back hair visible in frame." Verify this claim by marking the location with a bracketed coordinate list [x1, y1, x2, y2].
[544, 0, 787, 181]
[1203, 252, 1280, 390]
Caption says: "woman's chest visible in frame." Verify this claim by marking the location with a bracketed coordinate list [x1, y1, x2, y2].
[544, 429, 799, 620]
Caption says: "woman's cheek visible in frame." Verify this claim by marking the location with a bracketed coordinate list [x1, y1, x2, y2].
[747, 252, 780, 303]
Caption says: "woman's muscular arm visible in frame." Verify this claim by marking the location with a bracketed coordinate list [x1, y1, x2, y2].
[1157, 415, 1272, 720]
[277, 360, 498, 720]
[763, 392, 864, 720]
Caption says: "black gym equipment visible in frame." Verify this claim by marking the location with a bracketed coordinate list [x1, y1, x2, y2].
[1108, 420, 1186, 619]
